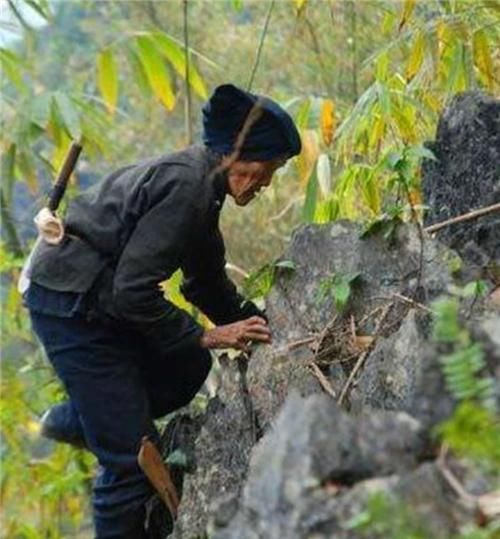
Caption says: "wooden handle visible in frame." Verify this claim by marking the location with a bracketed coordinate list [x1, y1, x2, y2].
[48, 141, 82, 212]
[138, 437, 179, 519]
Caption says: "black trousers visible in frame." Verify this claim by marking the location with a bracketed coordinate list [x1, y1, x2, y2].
[29, 310, 212, 538]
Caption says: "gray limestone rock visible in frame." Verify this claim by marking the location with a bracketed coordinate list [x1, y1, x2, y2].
[247, 221, 455, 431]
[213, 394, 472, 539]
[422, 91, 500, 277]
[170, 356, 257, 539]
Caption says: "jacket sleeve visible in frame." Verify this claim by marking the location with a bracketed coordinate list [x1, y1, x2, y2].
[112, 169, 204, 351]
[180, 227, 265, 326]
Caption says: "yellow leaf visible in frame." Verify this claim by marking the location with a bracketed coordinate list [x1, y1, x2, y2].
[368, 114, 385, 149]
[136, 36, 175, 111]
[97, 48, 118, 115]
[320, 99, 335, 146]
[399, 0, 416, 32]
[295, 0, 307, 13]
[406, 30, 425, 81]
[473, 29, 494, 91]
[296, 130, 319, 186]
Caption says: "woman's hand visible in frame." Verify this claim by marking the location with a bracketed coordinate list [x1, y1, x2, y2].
[200, 316, 271, 352]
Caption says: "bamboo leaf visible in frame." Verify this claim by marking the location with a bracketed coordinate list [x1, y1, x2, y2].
[31, 92, 52, 129]
[296, 129, 319, 186]
[473, 29, 494, 91]
[447, 41, 466, 93]
[1, 144, 17, 203]
[97, 48, 119, 115]
[320, 99, 335, 146]
[150, 32, 208, 99]
[303, 168, 318, 223]
[376, 82, 391, 118]
[406, 29, 425, 81]
[135, 35, 175, 111]
[126, 45, 152, 98]
[399, 0, 416, 32]
[24, 0, 52, 20]
[295, 0, 308, 13]
[0, 48, 26, 92]
[375, 51, 389, 82]
[16, 150, 38, 194]
[316, 153, 332, 198]
[53, 92, 81, 140]
[295, 97, 311, 130]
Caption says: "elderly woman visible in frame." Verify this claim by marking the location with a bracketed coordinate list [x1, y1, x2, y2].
[24, 84, 301, 538]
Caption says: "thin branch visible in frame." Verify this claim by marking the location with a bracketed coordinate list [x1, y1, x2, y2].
[424, 202, 500, 234]
[337, 303, 391, 406]
[308, 361, 337, 398]
[247, 0, 275, 91]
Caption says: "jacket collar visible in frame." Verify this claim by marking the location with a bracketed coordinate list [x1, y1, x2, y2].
[203, 146, 228, 204]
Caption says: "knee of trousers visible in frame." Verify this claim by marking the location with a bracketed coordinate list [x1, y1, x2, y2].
[150, 349, 213, 417]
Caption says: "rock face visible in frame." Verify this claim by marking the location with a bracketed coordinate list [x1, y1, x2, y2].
[158, 92, 500, 539]
[247, 222, 455, 431]
[212, 395, 471, 539]
[170, 356, 257, 539]
[422, 91, 500, 277]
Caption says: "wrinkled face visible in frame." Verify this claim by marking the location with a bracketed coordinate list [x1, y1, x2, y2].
[226, 158, 287, 206]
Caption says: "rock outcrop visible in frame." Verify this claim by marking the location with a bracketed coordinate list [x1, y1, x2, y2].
[422, 91, 500, 278]
[155, 92, 499, 539]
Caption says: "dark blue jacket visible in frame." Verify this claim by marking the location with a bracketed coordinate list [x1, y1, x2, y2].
[26, 145, 262, 351]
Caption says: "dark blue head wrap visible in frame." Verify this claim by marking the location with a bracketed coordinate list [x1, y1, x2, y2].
[202, 84, 301, 161]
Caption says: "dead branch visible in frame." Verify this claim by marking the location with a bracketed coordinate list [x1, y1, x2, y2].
[424, 202, 500, 234]
[392, 293, 434, 313]
[308, 361, 336, 398]
[337, 303, 392, 406]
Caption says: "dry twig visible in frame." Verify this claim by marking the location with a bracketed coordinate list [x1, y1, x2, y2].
[308, 361, 336, 398]
[337, 304, 392, 406]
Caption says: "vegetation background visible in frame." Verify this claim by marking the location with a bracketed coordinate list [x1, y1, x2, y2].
[0, 0, 498, 537]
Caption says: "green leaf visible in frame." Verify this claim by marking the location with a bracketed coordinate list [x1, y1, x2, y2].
[0, 48, 26, 92]
[149, 32, 208, 99]
[97, 48, 119, 115]
[126, 45, 152, 98]
[295, 98, 311, 130]
[473, 29, 494, 91]
[243, 263, 274, 300]
[30, 92, 52, 129]
[462, 280, 489, 298]
[53, 92, 81, 140]
[302, 169, 318, 222]
[24, 0, 52, 20]
[375, 51, 390, 82]
[231, 0, 244, 11]
[135, 35, 175, 111]
[406, 29, 425, 81]
[1, 144, 17, 203]
[376, 82, 391, 118]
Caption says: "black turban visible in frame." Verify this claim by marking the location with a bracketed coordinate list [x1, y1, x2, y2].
[202, 84, 302, 161]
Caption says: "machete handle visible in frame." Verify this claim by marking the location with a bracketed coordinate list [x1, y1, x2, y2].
[138, 437, 179, 519]
[48, 141, 82, 213]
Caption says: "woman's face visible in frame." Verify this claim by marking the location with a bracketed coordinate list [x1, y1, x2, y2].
[226, 158, 286, 206]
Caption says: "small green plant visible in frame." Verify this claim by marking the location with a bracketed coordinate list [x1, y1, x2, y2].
[344, 492, 500, 539]
[432, 287, 498, 473]
[315, 272, 361, 312]
[432, 294, 495, 408]
[243, 259, 296, 301]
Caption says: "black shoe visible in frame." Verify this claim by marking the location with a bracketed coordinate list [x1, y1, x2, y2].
[40, 402, 87, 449]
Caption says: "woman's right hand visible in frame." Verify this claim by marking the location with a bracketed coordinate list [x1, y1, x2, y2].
[200, 316, 271, 352]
